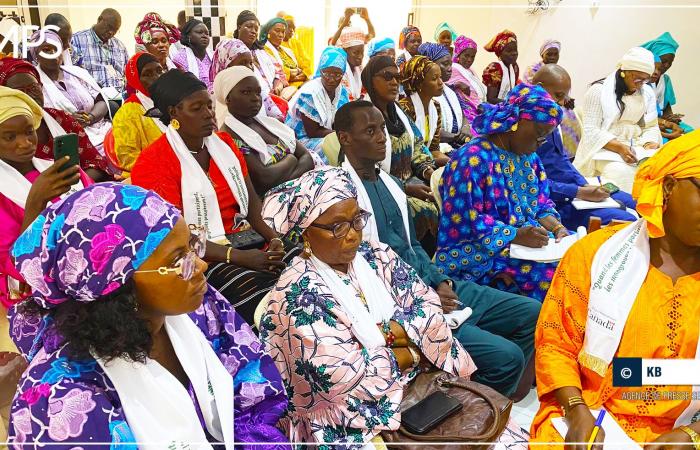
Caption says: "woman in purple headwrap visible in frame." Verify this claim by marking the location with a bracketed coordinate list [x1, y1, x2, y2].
[448, 35, 487, 124]
[6, 183, 290, 449]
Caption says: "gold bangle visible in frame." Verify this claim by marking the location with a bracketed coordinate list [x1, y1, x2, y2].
[407, 346, 421, 368]
[562, 396, 586, 416]
[270, 237, 283, 246]
[552, 224, 566, 234]
[679, 425, 700, 449]
[225, 247, 233, 264]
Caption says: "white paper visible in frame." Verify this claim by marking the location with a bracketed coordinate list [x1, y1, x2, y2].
[592, 147, 656, 164]
[444, 307, 472, 329]
[571, 197, 622, 210]
[551, 410, 642, 449]
[509, 227, 587, 262]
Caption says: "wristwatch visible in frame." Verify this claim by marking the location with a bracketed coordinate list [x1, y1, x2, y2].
[679, 425, 700, 449]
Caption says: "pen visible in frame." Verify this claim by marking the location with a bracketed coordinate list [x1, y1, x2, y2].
[596, 176, 602, 186]
[587, 409, 606, 450]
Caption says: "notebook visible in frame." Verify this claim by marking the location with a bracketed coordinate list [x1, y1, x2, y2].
[509, 227, 587, 263]
[551, 409, 642, 449]
[571, 197, 622, 210]
[592, 147, 656, 165]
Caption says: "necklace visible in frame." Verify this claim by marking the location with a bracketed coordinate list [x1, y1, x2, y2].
[189, 143, 206, 155]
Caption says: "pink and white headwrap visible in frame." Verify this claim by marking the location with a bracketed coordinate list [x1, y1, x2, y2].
[338, 27, 365, 49]
[540, 39, 561, 57]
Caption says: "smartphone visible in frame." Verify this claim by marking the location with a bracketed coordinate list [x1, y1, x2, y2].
[53, 133, 80, 173]
[603, 182, 620, 194]
[401, 391, 462, 435]
[355, 7, 362, 14]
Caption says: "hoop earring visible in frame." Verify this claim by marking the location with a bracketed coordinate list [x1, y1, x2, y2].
[171, 119, 180, 130]
[303, 240, 312, 258]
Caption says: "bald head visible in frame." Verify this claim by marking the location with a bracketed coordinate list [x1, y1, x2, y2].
[531, 64, 571, 106]
[94, 8, 121, 42]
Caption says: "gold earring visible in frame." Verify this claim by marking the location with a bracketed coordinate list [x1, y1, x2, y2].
[511, 123, 518, 132]
[171, 119, 180, 130]
[620, 71, 625, 78]
[303, 240, 312, 257]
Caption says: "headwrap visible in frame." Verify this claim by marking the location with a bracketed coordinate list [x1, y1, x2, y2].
[212, 65, 257, 127]
[313, 46, 348, 78]
[259, 18, 287, 45]
[280, 13, 294, 23]
[11, 183, 180, 308]
[434, 22, 457, 42]
[417, 42, 451, 62]
[452, 35, 477, 62]
[361, 55, 405, 136]
[28, 29, 61, 62]
[134, 12, 181, 46]
[148, 69, 207, 125]
[617, 47, 655, 75]
[236, 10, 258, 29]
[338, 27, 365, 49]
[261, 168, 357, 243]
[180, 19, 205, 47]
[632, 130, 700, 238]
[0, 85, 42, 129]
[484, 29, 517, 57]
[539, 39, 561, 57]
[0, 56, 40, 86]
[125, 52, 159, 96]
[210, 38, 251, 82]
[367, 37, 395, 58]
[401, 55, 435, 95]
[398, 26, 421, 50]
[471, 83, 563, 135]
[640, 31, 679, 58]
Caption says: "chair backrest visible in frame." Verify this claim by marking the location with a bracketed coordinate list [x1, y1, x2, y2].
[587, 216, 603, 233]
[103, 128, 120, 169]
[430, 166, 445, 211]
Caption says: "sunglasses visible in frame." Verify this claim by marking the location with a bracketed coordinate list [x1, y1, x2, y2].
[309, 210, 372, 239]
[134, 224, 206, 281]
[374, 71, 401, 82]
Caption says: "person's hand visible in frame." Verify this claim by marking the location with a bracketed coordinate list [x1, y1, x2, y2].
[563, 406, 605, 450]
[0, 352, 27, 409]
[71, 112, 90, 126]
[643, 141, 660, 150]
[268, 238, 284, 253]
[576, 185, 611, 202]
[26, 157, 81, 212]
[663, 113, 684, 124]
[512, 226, 549, 248]
[436, 281, 460, 313]
[645, 428, 695, 450]
[564, 98, 576, 110]
[233, 248, 286, 273]
[554, 226, 570, 243]
[343, 8, 354, 21]
[359, 7, 370, 19]
[618, 145, 638, 164]
[404, 184, 435, 202]
[453, 81, 471, 96]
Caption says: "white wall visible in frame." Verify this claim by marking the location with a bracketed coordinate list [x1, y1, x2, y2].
[413, 0, 700, 123]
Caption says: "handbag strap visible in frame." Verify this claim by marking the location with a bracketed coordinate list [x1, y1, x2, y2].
[398, 378, 503, 442]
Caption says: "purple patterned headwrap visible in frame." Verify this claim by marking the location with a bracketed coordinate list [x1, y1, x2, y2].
[453, 36, 478, 62]
[471, 83, 563, 135]
[28, 30, 62, 61]
[417, 42, 450, 62]
[12, 183, 180, 308]
[261, 168, 357, 243]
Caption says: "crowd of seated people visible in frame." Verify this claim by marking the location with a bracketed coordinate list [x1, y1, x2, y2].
[1, 6, 699, 449]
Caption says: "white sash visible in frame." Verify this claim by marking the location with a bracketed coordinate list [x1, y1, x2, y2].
[289, 78, 342, 129]
[264, 41, 284, 68]
[410, 92, 438, 146]
[0, 157, 83, 209]
[37, 66, 77, 114]
[437, 85, 463, 133]
[166, 57, 177, 70]
[497, 61, 516, 100]
[254, 49, 277, 90]
[342, 160, 412, 251]
[380, 105, 415, 174]
[343, 62, 363, 100]
[600, 72, 658, 132]
[96, 314, 235, 450]
[185, 47, 214, 78]
[223, 112, 296, 165]
[453, 63, 487, 102]
[165, 125, 249, 243]
[62, 65, 103, 95]
[309, 253, 396, 349]
[135, 92, 167, 133]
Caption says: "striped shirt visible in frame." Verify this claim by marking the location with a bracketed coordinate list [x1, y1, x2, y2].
[70, 28, 129, 93]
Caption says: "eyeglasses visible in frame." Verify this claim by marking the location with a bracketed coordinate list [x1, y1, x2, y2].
[321, 70, 344, 81]
[309, 210, 371, 239]
[374, 71, 401, 82]
[134, 224, 207, 281]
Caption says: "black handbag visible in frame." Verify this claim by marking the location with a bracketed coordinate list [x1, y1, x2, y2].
[226, 229, 266, 250]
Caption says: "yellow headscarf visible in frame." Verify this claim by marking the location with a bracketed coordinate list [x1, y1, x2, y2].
[0, 86, 42, 129]
[633, 129, 700, 238]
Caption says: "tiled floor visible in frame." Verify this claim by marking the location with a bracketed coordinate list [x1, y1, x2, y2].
[511, 387, 540, 432]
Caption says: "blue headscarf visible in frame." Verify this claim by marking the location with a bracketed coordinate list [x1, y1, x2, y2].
[640, 32, 679, 58]
[367, 37, 395, 58]
[472, 83, 563, 135]
[313, 47, 348, 78]
[417, 42, 450, 62]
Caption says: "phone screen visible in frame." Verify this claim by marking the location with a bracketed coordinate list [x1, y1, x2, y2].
[53, 133, 80, 173]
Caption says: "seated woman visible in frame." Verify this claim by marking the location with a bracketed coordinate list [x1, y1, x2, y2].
[399, 55, 450, 167]
[367, 37, 395, 59]
[574, 47, 662, 193]
[6, 182, 290, 448]
[418, 42, 472, 149]
[482, 30, 520, 104]
[361, 55, 439, 244]
[260, 18, 306, 98]
[285, 47, 349, 164]
[523, 39, 561, 83]
[396, 26, 422, 69]
[434, 21, 457, 56]
[0, 58, 109, 182]
[173, 19, 214, 90]
[337, 27, 365, 102]
[30, 30, 112, 156]
[234, 11, 286, 99]
[214, 66, 314, 195]
[448, 35, 487, 125]
[133, 12, 182, 71]
[531, 131, 700, 448]
[277, 13, 314, 82]
[259, 167, 528, 447]
[131, 69, 297, 324]
[111, 52, 166, 176]
[210, 38, 285, 120]
[436, 84, 566, 302]
[0, 86, 89, 309]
